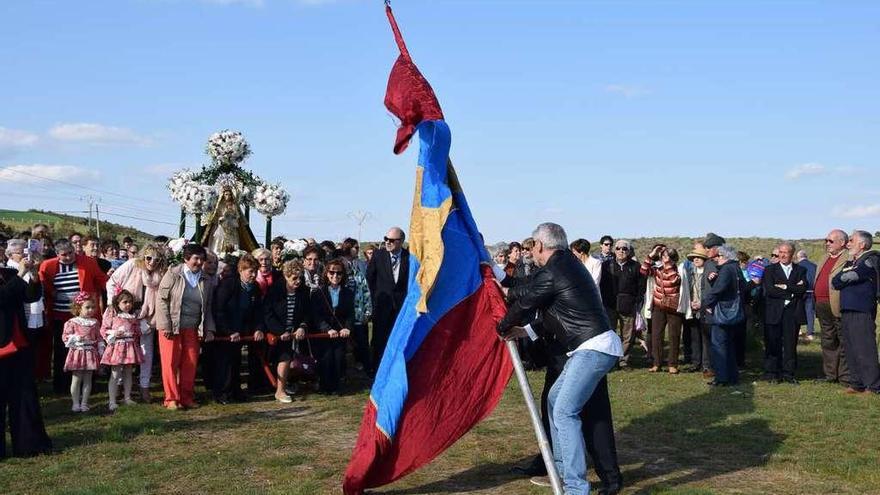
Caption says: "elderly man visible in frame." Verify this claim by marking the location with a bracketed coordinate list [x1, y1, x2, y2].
[762, 242, 808, 384]
[498, 223, 622, 495]
[366, 227, 409, 371]
[795, 250, 817, 341]
[832, 230, 880, 395]
[813, 230, 850, 384]
[599, 239, 644, 369]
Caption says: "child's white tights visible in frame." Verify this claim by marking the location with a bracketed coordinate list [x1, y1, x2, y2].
[70, 370, 93, 412]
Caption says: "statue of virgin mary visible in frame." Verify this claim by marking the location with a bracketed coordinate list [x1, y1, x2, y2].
[200, 185, 259, 255]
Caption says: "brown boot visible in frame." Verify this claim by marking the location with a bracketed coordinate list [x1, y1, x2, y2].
[140, 387, 152, 403]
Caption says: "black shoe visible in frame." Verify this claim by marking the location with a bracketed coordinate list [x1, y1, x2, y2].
[782, 377, 799, 385]
[214, 396, 230, 405]
[597, 483, 622, 495]
[707, 380, 728, 387]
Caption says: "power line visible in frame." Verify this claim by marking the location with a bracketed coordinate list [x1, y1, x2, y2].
[0, 166, 172, 208]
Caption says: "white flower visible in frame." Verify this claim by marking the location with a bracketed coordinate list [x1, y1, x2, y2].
[206, 130, 251, 166]
[168, 237, 188, 254]
[253, 181, 290, 217]
[284, 239, 307, 255]
[181, 183, 218, 215]
[168, 169, 197, 203]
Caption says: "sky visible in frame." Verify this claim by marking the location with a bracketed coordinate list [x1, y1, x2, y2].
[1, 0, 879, 243]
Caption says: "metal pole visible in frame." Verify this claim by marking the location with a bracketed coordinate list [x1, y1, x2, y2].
[179, 209, 186, 238]
[505, 339, 564, 495]
[95, 203, 101, 238]
[265, 216, 272, 247]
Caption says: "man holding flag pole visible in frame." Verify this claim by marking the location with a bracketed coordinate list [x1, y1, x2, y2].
[344, 3, 618, 495]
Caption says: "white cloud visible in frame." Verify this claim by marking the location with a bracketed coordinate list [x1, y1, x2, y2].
[785, 162, 825, 180]
[0, 164, 100, 184]
[833, 204, 880, 219]
[48, 123, 151, 146]
[201, 0, 264, 5]
[785, 162, 861, 181]
[0, 127, 39, 157]
[603, 84, 651, 99]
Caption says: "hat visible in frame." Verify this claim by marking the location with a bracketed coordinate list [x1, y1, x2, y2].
[703, 232, 725, 248]
[687, 246, 710, 261]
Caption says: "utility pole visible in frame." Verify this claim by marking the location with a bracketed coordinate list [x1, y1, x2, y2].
[80, 195, 98, 232]
[95, 202, 101, 239]
[347, 210, 372, 241]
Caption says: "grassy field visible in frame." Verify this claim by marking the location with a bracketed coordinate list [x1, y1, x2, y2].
[2, 339, 879, 495]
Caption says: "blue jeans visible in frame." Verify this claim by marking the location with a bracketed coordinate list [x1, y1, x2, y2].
[548, 350, 618, 495]
[711, 324, 739, 384]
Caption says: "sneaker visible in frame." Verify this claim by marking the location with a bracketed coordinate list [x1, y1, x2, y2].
[109, 402, 119, 412]
[529, 476, 552, 487]
[80, 404, 90, 412]
[71, 404, 81, 413]
[668, 367, 680, 375]
[123, 398, 137, 406]
[275, 394, 293, 404]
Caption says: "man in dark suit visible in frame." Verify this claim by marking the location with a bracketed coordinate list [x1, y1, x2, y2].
[366, 227, 409, 371]
[762, 242, 807, 384]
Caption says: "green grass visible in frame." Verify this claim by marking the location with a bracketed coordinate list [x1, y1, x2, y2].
[2, 339, 879, 494]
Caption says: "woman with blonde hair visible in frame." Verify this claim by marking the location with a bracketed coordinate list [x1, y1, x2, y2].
[106, 243, 168, 402]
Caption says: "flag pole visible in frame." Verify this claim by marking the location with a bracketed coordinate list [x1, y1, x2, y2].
[505, 340, 564, 495]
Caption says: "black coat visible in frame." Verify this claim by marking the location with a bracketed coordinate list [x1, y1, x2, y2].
[366, 248, 409, 332]
[0, 268, 42, 348]
[499, 250, 612, 352]
[212, 275, 264, 336]
[311, 286, 355, 332]
[762, 263, 807, 325]
[599, 259, 644, 316]
[263, 282, 311, 335]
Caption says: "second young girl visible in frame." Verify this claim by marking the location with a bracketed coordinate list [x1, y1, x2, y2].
[101, 290, 146, 411]
[62, 292, 102, 412]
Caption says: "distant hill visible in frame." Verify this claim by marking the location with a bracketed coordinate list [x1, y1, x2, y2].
[0, 209, 156, 243]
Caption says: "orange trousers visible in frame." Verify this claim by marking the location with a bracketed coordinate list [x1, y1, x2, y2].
[158, 328, 200, 407]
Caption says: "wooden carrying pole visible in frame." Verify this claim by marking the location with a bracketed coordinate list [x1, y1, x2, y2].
[505, 340, 564, 495]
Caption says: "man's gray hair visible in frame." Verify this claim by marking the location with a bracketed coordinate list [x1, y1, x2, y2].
[796, 250, 808, 261]
[777, 241, 796, 253]
[717, 244, 738, 261]
[853, 230, 873, 250]
[54, 238, 73, 253]
[532, 222, 569, 250]
[615, 239, 632, 251]
[830, 229, 848, 243]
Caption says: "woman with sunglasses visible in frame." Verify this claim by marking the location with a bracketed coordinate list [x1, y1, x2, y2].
[310, 258, 354, 394]
[106, 244, 168, 402]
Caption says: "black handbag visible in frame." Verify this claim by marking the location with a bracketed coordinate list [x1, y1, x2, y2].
[713, 268, 745, 325]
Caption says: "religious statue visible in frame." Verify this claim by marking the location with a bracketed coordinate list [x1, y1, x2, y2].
[200, 186, 259, 255]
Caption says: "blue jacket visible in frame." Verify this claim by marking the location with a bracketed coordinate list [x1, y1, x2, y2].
[832, 253, 878, 314]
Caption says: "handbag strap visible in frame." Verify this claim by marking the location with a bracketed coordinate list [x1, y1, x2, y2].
[319, 287, 346, 330]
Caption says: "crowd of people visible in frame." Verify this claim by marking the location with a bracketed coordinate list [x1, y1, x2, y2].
[1, 222, 878, 479]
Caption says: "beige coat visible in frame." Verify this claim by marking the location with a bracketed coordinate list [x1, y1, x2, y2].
[814, 252, 849, 317]
[155, 265, 215, 337]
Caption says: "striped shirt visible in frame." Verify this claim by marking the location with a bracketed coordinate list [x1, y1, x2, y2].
[53, 263, 80, 313]
[285, 292, 297, 328]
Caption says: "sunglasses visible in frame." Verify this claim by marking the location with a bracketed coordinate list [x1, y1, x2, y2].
[824, 239, 835, 243]
[771, 254, 779, 258]
[602, 243, 612, 246]
[327, 271, 343, 276]
[614, 247, 628, 251]
[144, 256, 153, 262]
[384, 237, 402, 243]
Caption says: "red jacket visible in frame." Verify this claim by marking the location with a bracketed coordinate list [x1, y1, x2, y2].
[38, 254, 108, 320]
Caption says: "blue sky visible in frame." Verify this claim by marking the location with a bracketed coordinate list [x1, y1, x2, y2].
[1, 0, 878, 243]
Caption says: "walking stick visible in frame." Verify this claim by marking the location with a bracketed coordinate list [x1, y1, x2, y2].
[505, 339, 564, 495]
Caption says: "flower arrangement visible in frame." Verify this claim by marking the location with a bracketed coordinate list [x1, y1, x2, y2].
[253, 181, 290, 217]
[206, 129, 251, 166]
[167, 130, 289, 219]
[282, 238, 307, 260]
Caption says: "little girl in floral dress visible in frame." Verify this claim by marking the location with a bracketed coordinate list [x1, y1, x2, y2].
[62, 292, 102, 413]
[101, 290, 146, 411]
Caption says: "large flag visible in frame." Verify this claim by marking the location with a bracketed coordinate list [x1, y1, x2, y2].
[342, 6, 513, 494]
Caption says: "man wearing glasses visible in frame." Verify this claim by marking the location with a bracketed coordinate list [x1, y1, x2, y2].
[594, 235, 614, 263]
[366, 227, 410, 371]
[813, 229, 850, 385]
[599, 240, 644, 369]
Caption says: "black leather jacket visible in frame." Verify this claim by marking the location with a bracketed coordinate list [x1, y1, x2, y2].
[498, 250, 612, 352]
